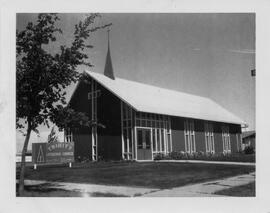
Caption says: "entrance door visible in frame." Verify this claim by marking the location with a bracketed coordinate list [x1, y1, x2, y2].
[137, 128, 152, 160]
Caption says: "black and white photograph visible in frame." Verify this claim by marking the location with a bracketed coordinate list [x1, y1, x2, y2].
[1, 0, 270, 212]
[15, 12, 255, 197]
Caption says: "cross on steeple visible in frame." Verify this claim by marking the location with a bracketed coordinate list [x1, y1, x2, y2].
[107, 28, 110, 46]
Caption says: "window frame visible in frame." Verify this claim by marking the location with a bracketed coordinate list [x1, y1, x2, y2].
[204, 122, 215, 153]
[222, 125, 231, 154]
[184, 119, 196, 154]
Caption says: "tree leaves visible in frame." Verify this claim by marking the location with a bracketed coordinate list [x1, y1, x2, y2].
[16, 13, 111, 131]
[50, 105, 105, 131]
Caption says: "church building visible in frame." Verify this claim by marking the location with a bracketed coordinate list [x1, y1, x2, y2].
[66, 33, 245, 161]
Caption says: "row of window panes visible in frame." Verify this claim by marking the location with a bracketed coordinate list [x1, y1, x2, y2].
[135, 113, 170, 129]
[135, 119, 170, 129]
[183, 120, 231, 154]
[152, 128, 171, 153]
[136, 111, 168, 119]
[137, 112, 167, 120]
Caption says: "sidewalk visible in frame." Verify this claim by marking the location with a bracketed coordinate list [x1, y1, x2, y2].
[20, 179, 159, 197]
[20, 172, 255, 197]
[143, 172, 255, 197]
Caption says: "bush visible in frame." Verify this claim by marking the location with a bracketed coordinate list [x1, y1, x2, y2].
[154, 151, 255, 162]
[154, 153, 171, 160]
[154, 153, 165, 160]
[244, 146, 255, 154]
[169, 151, 186, 160]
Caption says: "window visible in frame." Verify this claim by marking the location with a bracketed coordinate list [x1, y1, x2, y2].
[156, 129, 160, 152]
[152, 129, 156, 151]
[65, 128, 73, 143]
[222, 125, 231, 153]
[236, 133, 241, 152]
[205, 122, 215, 153]
[161, 129, 165, 151]
[121, 102, 134, 160]
[184, 120, 196, 153]
[134, 112, 171, 155]
[137, 129, 143, 149]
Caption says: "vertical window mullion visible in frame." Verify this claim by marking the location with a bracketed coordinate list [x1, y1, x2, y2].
[184, 121, 187, 152]
[121, 102, 125, 159]
[211, 124, 214, 153]
[192, 121, 195, 152]
[159, 128, 162, 153]
[189, 121, 191, 153]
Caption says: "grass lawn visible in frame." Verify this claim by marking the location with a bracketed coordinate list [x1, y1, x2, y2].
[17, 162, 255, 189]
[214, 182, 255, 197]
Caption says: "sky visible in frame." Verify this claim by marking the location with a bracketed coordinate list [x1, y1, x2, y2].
[16, 13, 255, 153]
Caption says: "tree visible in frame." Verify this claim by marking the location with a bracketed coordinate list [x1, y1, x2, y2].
[47, 126, 59, 143]
[16, 13, 111, 196]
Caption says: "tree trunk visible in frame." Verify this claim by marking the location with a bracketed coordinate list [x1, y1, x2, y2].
[18, 120, 32, 196]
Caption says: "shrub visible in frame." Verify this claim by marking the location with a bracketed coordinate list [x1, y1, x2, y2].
[154, 153, 171, 160]
[244, 146, 255, 154]
[154, 153, 166, 160]
[169, 151, 183, 160]
[157, 151, 255, 162]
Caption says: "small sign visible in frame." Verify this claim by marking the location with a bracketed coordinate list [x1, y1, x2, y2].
[32, 142, 74, 164]
[46, 142, 74, 163]
[32, 143, 47, 163]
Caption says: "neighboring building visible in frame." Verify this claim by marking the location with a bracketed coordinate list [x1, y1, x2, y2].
[242, 131, 256, 150]
[65, 37, 245, 161]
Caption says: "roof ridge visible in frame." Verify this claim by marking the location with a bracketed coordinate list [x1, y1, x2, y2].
[86, 70, 211, 101]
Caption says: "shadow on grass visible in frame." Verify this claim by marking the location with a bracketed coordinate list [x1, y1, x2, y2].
[16, 183, 128, 197]
[214, 182, 255, 197]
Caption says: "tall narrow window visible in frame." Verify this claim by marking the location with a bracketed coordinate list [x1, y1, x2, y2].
[156, 128, 160, 152]
[160, 129, 165, 151]
[184, 120, 196, 153]
[152, 129, 156, 152]
[65, 128, 73, 143]
[205, 122, 215, 153]
[222, 125, 231, 154]
[236, 133, 242, 152]
[121, 102, 134, 160]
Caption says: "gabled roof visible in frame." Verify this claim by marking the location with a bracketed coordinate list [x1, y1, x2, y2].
[84, 70, 245, 125]
[242, 131, 256, 138]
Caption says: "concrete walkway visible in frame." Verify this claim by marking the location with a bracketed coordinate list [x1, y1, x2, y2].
[20, 179, 159, 197]
[20, 172, 255, 197]
[143, 172, 255, 197]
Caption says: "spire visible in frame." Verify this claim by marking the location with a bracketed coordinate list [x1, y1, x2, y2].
[104, 29, 115, 80]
